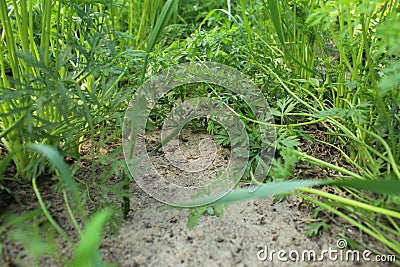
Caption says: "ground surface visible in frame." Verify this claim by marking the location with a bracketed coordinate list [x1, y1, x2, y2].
[103, 183, 370, 267]
[0, 129, 394, 266]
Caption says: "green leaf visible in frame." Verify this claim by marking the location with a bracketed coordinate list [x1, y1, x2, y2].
[187, 206, 207, 229]
[146, 0, 178, 54]
[27, 144, 80, 203]
[305, 221, 329, 237]
[176, 179, 400, 208]
[179, 179, 326, 207]
[207, 207, 215, 215]
[315, 103, 372, 124]
[69, 210, 111, 267]
[266, 0, 285, 49]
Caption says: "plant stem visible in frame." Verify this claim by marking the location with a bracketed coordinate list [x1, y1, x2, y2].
[296, 192, 400, 255]
[32, 177, 73, 247]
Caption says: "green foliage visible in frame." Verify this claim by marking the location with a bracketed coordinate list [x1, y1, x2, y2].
[2, 213, 58, 266]
[269, 129, 301, 180]
[0, 0, 166, 263]
[1, 0, 400, 263]
[0, 0, 130, 182]
[0, 145, 123, 265]
[1, 208, 113, 267]
[187, 204, 226, 229]
[305, 221, 330, 237]
[69, 210, 112, 267]
[187, 206, 207, 229]
[141, 0, 178, 82]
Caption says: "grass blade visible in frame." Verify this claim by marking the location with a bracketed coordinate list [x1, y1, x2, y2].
[177, 179, 326, 207]
[26, 144, 80, 206]
[177, 179, 400, 207]
[69, 210, 111, 267]
[141, 0, 178, 82]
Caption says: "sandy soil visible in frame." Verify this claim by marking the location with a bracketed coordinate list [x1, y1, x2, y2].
[0, 128, 395, 266]
[102, 183, 367, 267]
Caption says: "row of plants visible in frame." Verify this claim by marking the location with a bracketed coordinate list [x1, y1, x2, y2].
[0, 0, 177, 265]
[260, 0, 400, 254]
[0, 0, 399, 265]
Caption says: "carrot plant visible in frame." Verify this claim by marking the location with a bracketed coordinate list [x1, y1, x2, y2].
[0, 0, 133, 264]
[0, 0, 61, 181]
[1, 0, 399, 264]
